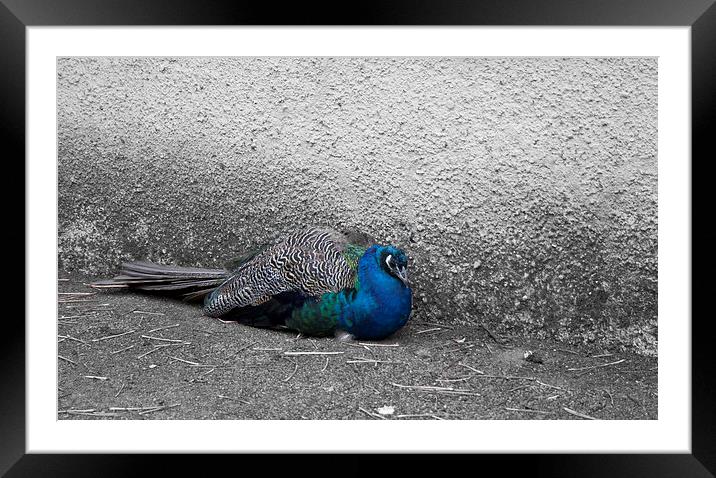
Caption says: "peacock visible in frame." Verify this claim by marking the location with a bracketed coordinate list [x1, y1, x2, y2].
[90, 227, 413, 340]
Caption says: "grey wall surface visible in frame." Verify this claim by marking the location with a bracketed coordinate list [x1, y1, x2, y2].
[57, 57, 658, 355]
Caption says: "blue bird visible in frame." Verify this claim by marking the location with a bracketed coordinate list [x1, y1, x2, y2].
[91, 228, 413, 340]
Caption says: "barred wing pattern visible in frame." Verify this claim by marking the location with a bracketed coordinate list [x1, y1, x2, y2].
[203, 228, 358, 317]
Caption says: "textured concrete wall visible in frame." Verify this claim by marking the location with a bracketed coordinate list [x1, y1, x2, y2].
[57, 57, 658, 355]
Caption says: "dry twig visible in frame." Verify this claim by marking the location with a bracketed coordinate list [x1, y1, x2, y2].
[66, 411, 118, 417]
[416, 327, 443, 334]
[282, 359, 298, 382]
[347, 357, 402, 365]
[146, 324, 180, 334]
[109, 406, 168, 411]
[110, 344, 136, 355]
[137, 345, 171, 359]
[141, 335, 187, 343]
[390, 382, 481, 396]
[169, 356, 200, 365]
[217, 395, 250, 404]
[358, 407, 386, 420]
[58, 335, 88, 345]
[114, 382, 126, 398]
[92, 330, 136, 342]
[505, 407, 551, 415]
[358, 342, 399, 348]
[563, 407, 598, 420]
[396, 413, 446, 420]
[169, 356, 220, 368]
[58, 355, 77, 365]
[567, 358, 626, 372]
[138, 403, 180, 415]
[458, 363, 485, 374]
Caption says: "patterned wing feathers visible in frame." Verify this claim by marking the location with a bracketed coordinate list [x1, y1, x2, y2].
[203, 228, 357, 317]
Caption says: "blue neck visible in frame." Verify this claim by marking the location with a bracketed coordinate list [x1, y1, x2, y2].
[338, 246, 413, 340]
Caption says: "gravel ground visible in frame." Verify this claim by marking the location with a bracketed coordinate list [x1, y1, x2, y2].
[58, 274, 657, 421]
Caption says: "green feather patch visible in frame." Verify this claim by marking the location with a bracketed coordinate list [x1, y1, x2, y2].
[342, 244, 366, 273]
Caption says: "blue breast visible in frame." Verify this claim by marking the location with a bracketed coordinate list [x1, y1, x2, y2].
[337, 246, 413, 340]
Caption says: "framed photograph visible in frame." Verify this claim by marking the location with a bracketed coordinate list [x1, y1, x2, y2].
[8, 0, 713, 475]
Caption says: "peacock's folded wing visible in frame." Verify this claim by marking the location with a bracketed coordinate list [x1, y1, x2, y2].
[203, 228, 364, 319]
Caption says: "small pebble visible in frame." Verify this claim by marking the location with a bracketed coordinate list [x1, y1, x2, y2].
[523, 350, 545, 364]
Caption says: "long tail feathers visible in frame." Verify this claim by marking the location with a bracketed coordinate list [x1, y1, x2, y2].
[90, 261, 229, 301]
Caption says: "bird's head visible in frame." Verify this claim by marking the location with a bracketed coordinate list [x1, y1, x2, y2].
[376, 245, 410, 287]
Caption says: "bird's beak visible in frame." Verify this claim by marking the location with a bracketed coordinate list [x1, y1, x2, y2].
[395, 266, 410, 287]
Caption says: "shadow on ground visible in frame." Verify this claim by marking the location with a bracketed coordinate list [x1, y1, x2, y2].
[58, 274, 657, 420]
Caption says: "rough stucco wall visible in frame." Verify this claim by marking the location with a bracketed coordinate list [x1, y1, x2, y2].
[57, 57, 658, 355]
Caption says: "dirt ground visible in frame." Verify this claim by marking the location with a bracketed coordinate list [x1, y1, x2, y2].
[57, 274, 657, 420]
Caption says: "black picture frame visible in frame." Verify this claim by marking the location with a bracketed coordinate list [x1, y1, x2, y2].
[5, 0, 714, 476]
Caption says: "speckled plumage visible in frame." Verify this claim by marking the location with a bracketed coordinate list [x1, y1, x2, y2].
[91, 227, 413, 340]
[203, 228, 358, 317]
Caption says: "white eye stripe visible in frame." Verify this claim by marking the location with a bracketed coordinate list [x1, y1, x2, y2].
[385, 254, 393, 268]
